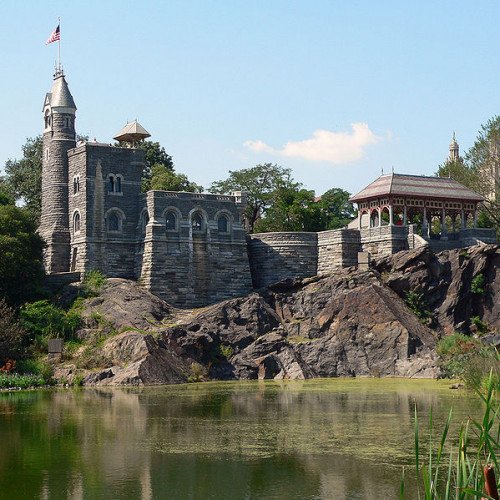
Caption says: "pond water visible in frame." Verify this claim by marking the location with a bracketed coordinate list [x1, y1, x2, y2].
[0, 379, 479, 499]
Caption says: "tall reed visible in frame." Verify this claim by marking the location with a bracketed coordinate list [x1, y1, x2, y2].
[401, 372, 500, 499]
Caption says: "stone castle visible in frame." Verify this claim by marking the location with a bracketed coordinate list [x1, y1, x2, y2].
[40, 71, 496, 307]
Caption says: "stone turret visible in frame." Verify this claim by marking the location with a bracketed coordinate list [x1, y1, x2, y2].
[448, 132, 459, 162]
[39, 70, 77, 273]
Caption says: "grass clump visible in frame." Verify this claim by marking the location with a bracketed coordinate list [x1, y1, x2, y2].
[471, 316, 489, 335]
[187, 362, 207, 383]
[81, 270, 106, 298]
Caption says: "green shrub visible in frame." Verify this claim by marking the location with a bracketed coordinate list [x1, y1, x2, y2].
[218, 344, 234, 360]
[437, 333, 500, 389]
[81, 270, 106, 297]
[0, 299, 27, 364]
[187, 362, 206, 383]
[471, 315, 489, 334]
[471, 272, 486, 295]
[20, 300, 80, 341]
[0, 372, 47, 389]
[405, 290, 431, 321]
[16, 358, 53, 381]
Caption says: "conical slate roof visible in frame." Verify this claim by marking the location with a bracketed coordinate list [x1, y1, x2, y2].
[113, 120, 151, 142]
[50, 74, 77, 110]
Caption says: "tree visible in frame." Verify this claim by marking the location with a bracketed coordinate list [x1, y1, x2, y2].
[137, 141, 175, 191]
[317, 188, 356, 229]
[0, 300, 27, 365]
[4, 136, 43, 221]
[149, 164, 203, 192]
[4, 134, 88, 222]
[0, 204, 45, 306]
[436, 117, 500, 234]
[210, 164, 298, 232]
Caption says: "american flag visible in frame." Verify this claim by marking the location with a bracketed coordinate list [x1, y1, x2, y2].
[46, 25, 60, 45]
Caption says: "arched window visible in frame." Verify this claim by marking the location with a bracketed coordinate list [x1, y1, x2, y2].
[44, 110, 51, 128]
[191, 213, 203, 232]
[108, 212, 120, 232]
[115, 176, 122, 193]
[108, 176, 115, 193]
[166, 211, 177, 231]
[218, 215, 229, 233]
[140, 211, 149, 234]
[73, 212, 81, 234]
[73, 176, 80, 194]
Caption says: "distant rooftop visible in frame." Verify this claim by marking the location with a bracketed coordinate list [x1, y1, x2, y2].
[350, 173, 484, 202]
[113, 120, 151, 143]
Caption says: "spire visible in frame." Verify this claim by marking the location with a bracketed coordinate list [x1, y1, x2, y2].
[49, 72, 76, 110]
[448, 131, 459, 162]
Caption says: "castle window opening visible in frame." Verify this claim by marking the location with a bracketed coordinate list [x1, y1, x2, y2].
[108, 176, 115, 193]
[108, 212, 121, 232]
[140, 211, 149, 234]
[166, 211, 177, 231]
[73, 176, 80, 194]
[218, 215, 229, 233]
[192, 213, 203, 232]
[73, 211, 81, 234]
[116, 176, 122, 193]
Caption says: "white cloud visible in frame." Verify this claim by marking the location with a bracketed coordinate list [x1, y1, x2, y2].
[244, 123, 381, 164]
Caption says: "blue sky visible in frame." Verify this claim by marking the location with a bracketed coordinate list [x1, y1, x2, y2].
[1, 1, 499, 195]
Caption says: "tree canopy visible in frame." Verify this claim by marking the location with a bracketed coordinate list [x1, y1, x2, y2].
[437, 116, 500, 234]
[210, 163, 298, 232]
[0, 201, 45, 306]
[149, 164, 203, 192]
[136, 141, 175, 191]
[211, 164, 355, 233]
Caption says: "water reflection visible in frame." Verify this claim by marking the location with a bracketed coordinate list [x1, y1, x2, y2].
[0, 379, 477, 499]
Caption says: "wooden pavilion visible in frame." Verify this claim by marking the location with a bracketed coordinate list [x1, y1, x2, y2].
[350, 173, 485, 239]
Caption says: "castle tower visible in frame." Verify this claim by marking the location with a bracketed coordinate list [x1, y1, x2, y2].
[448, 132, 459, 162]
[39, 70, 77, 273]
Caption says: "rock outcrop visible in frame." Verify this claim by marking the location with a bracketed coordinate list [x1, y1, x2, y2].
[55, 245, 498, 386]
[373, 244, 499, 334]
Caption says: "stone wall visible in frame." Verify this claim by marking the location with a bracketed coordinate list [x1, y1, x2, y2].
[68, 143, 145, 278]
[140, 191, 252, 307]
[359, 226, 409, 257]
[317, 229, 361, 274]
[248, 232, 318, 288]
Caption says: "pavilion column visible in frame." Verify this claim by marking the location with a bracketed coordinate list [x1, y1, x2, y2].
[378, 207, 381, 228]
[461, 208, 466, 229]
[389, 205, 394, 226]
[403, 205, 407, 225]
[358, 211, 362, 229]
[473, 207, 478, 228]
[422, 206, 428, 237]
[441, 207, 448, 240]
[452, 214, 456, 233]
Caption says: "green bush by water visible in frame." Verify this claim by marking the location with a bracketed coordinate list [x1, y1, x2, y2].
[0, 372, 47, 389]
[437, 334, 500, 390]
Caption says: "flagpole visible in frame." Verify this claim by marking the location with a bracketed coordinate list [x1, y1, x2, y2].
[58, 17, 61, 72]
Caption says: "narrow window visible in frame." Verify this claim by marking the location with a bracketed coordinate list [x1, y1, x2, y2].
[141, 211, 149, 234]
[166, 212, 176, 231]
[192, 213, 203, 232]
[108, 176, 115, 193]
[108, 212, 120, 231]
[73, 212, 81, 233]
[76, 177, 80, 193]
[218, 215, 228, 233]
[116, 176, 122, 193]
[73, 177, 77, 194]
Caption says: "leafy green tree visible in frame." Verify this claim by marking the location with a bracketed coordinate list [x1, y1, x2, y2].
[254, 187, 319, 232]
[317, 188, 356, 229]
[4, 134, 88, 222]
[0, 204, 45, 305]
[437, 117, 500, 234]
[4, 136, 43, 220]
[0, 299, 27, 364]
[149, 164, 203, 192]
[210, 164, 298, 232]
[137, 141, 175, 191]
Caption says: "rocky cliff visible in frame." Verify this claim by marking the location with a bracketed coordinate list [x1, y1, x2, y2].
[55, 244, 499, 386]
